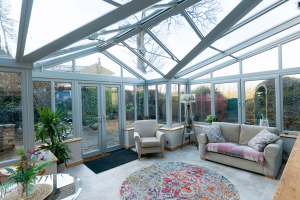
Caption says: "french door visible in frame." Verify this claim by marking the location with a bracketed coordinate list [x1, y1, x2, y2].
[79, 84, 122, 158]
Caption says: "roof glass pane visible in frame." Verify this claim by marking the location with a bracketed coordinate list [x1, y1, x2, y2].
[0, 0, 22, 58]
[75, 53, 121, 76]
[45, 61, 73, 72]
[179, 47, 219, 72]
[183, 56, 233, 78]
[107, 44, 162, 79]
[186, 0, 242, 36]
[232, 24, 300, 58]
[242, 48, 278, 74]
[213, 62, 239, 77]
[151, 13, 200, 60]
[194, 74, 210, 80]
[123, 68, 137, 78]
[282, 37, 300, 69]
[25, 0, 116, 55]
[124, 33, 177, 74]
[212, 1, 299, 50]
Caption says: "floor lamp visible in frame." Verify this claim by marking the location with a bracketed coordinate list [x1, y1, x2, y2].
[181, 94, 198, 150]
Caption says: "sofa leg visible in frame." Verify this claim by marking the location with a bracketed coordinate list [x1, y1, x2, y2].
[201, 158, 206, 161]
[265, 175, 275, 180]
[138, 154, 141, 161]
[161, 152, 164, 158]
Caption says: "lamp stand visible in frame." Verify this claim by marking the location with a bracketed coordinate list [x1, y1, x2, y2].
[181, 103, 198, 150]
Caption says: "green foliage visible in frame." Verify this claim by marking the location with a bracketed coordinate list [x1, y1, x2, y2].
[206, 115, 216, 123]
[126, 102, 134, 113]
[0, 181, 15, 198]
[185, 124, 193, 129]
[39, 141, 72, 166]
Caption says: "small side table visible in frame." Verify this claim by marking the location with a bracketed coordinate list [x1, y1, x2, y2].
[184, 131, 195, 146]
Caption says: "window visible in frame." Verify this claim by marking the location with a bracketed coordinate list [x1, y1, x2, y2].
[136, 86, 144, 120]
[243, 48, 278, 74]
[123, 68, 137, 78]
[171, 84, 179, 124]
[282, 74, 300, 131]
[245, 79, 276, 127]
[45, 61, 73, 72]
[213, 63, 239, 78]
[215, 82, 238, 123]
[180, 85, 187, 123]
[33, 81, 51, 123]
[282, 38, 300, 69]
[125, 85, 134, 125]
[191, 84, 211, 122]
[157, 84, 166, 124]
[0, 72, 23, 161]
[54, 82, 73, 133]
[148, 85, 156, 120]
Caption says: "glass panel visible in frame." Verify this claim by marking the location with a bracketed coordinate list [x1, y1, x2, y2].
[25, 0, 116, 55]
[186, 0, 241, 36]
[282, 38, 300, 69]
[157, 84, 166, 124]
[0, 72, 23, 161]
[213, 63, 239, 77]
[191, 84, 211, 122]
[0, 0, 22, 58]
[136, 86, 144, 120]
[81, 86, 99, 154]
[76, 53, 120, 76]
[123, 68, 137, 78]
[283, 74, 300, 131]
[243, 48, 278, 74]
[33, 81, 51, 124]
[125, 85, 134, 126]
[171, 84, 179, 124]
[212, 1, 299, 50]
[46, 61, 73, 72]
[54, 82, 72, 133]
[105, 87, 119, 148]
[151, 14, 200, 60]
[148, 85, 156, 120]
[107, 44, 162, 79]
[245, 79, 276, 127]
[215, 82, 238, 123]
[180, 85, 187, 123]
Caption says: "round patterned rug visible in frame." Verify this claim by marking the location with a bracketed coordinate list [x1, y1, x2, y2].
[120, 162, 239, 200]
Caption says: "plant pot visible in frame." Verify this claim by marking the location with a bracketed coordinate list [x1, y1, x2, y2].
[17, 183, 35, 199]
[57, 163, 66, 173]
[186, 128, 192, 133]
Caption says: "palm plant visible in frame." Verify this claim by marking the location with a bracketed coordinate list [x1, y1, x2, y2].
[35, 107, 73, 166]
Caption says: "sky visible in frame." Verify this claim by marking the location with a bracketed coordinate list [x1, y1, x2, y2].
[2, 0, 300, 80]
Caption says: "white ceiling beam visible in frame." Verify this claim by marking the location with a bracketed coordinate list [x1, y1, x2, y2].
[0, 58, 32, 69]
[165, 0, 263, 79]
[175, 15, 300, 78]
[16, 0, 33, 62]
[22, 0, 161, 63]
[103, 0, 122, 7]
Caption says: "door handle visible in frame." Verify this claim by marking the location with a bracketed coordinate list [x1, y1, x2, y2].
[103, 115, 106, 122]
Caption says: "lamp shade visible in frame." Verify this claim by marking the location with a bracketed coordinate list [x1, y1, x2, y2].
[181, 94, 195, 103]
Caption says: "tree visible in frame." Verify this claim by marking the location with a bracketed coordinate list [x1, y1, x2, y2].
[120, 0, 221, 73]
[0, 0, 16, 56]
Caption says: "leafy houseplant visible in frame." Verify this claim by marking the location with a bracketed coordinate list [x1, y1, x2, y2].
[4, 148, 52, 198]
[185, 124, 193, 133]
[35, 107, 73, 170]
[206, 115, 217, 124]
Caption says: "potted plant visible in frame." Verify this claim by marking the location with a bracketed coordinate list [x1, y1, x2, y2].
[35, 107, 73, 173]
[206, 115, 217, 125]
[185, 124, 193, 133]
[3, 148, 52, 199]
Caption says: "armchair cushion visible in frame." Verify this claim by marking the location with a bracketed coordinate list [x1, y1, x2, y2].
[134, 120, 158, 137]
[141, 137, 161, 148]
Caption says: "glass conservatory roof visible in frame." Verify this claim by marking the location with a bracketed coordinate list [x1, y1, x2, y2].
[4, 0, 300, 80]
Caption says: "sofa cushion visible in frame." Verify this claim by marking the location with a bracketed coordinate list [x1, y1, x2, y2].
[212, 122, 240, 143]
[205, 142, 264, 165]
[201, 125, 227, 143]
[141, 137, 161, 147]
[248, 129, 281, 152]
[134, 120, 157, 137]
[240, 124, 279, 145]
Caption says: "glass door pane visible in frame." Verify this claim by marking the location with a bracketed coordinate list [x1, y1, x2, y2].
[104, 87, 120, 150]
[81, 86, 100, 154]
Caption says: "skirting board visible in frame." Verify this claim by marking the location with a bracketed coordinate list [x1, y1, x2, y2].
[124, 145, 136, 149]
[67, 159, 84, 168]
[165, 141, 197, 152]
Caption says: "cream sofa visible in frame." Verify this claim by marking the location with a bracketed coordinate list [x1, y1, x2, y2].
[198, 122, 283, 179]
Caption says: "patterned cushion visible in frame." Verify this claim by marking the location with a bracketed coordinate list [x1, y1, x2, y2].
[248, 129, 280, 152]
[201, 125, 227, 143]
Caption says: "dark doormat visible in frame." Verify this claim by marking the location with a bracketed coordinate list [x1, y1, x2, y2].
[84, 148, 138, 174]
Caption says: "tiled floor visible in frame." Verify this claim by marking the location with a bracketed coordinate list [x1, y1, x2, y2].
[66, 145, 284, 200]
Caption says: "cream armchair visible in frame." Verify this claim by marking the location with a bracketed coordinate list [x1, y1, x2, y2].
[134, 120, 166, 160]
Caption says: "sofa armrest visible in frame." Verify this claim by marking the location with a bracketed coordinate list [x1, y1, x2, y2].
[264, 139, 283, 158]
[156, 130, 166, 142]
[197, 133, 208, 144]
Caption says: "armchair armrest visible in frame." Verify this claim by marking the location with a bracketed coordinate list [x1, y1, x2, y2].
[156, 130, 166, 142]
[197, 133, 208, 144]
[134, 132, 141, 143]
[264, 139, 283, 158]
